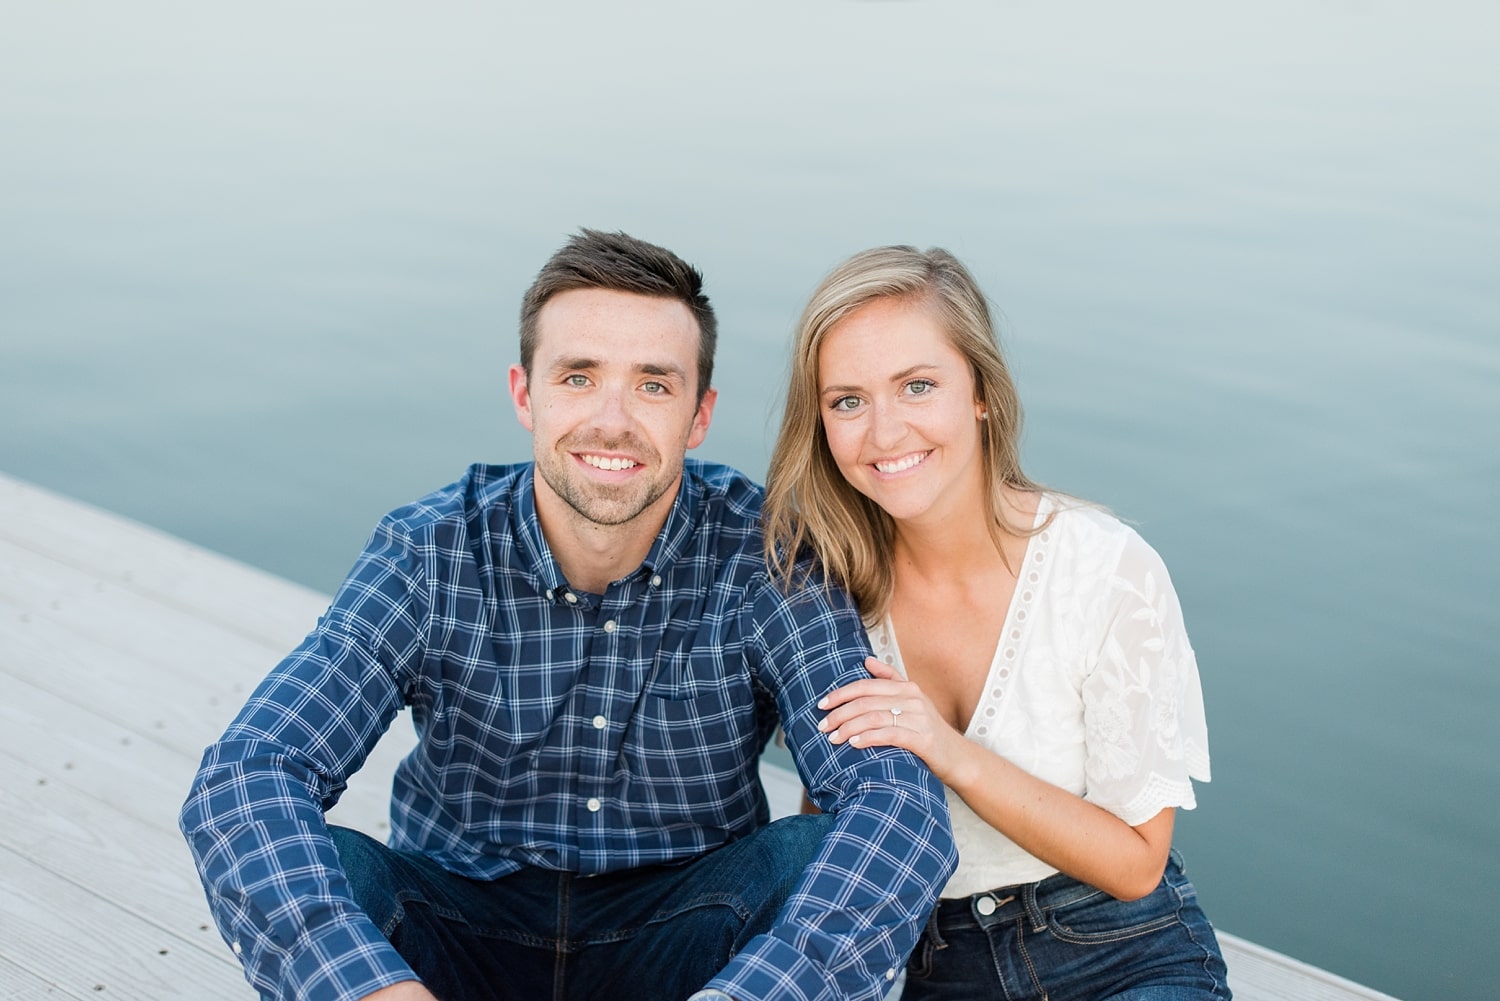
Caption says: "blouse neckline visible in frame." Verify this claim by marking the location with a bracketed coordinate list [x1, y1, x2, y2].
[882, 493, 1057, 740]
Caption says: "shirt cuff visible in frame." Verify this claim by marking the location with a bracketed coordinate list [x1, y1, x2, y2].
[281, 918, 418, 1001]
[705, 931, 862, 1001]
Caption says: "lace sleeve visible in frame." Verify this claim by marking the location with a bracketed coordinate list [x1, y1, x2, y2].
[1080, 530, 1212, 827]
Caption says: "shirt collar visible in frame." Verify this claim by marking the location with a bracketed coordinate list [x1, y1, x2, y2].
[508, 466, 566, 598]
[640, 466, 704, 577]
[511, 464, 704, 596]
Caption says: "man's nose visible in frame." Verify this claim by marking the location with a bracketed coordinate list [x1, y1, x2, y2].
[589, 384, 634, 432]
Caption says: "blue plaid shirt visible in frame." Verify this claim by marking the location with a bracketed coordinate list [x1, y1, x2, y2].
[181, 461, 955, 1001]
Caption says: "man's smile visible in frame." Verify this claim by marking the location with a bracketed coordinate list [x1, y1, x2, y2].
[578, 453, 641, 472]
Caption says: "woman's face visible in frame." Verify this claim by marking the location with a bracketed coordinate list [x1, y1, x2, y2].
[817, 296, 986, 528]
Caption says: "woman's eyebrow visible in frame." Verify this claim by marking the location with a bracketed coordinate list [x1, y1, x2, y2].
[820, 363, 939, 394]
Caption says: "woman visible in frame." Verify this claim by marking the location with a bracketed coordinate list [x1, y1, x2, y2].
[764, 246, 1230, 1000]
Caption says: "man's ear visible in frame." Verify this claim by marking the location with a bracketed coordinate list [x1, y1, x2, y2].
[508, 364, 534, 432]
[686, 387, 718, 449]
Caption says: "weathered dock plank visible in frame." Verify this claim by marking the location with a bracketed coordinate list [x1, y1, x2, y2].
[0, 472, 1398, 1000]
[0, 840, 242, 999]
[0, 953, 92, 1001]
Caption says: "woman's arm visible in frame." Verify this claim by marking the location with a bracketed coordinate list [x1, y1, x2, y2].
[818, 657, 1174, 901]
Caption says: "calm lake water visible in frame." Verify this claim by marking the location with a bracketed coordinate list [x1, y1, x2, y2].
[3, 4, 1497, 998]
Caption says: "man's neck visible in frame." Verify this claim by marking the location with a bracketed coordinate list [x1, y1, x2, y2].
[534, 486, 678, 596]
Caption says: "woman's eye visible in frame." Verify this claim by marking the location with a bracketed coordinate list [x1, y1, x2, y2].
[904, 379, 936, 397]
[830, 396, 862, 413]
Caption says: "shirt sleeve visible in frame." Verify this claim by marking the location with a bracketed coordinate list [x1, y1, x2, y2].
[1081, 529, 1212, 827]
[178, 515, 429, 1000]
[705, 574, 957, 1001]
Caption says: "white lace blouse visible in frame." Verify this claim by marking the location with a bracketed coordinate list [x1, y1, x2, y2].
[866, 494, 1211, 898]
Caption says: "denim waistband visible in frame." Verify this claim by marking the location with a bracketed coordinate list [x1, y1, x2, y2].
[935, 870, 1081, 929]
[933, 849, 1184, 932]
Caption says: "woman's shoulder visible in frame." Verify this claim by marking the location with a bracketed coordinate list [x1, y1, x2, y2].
[1041, 494, 1174, 583]
[1041, 492, 1130, 547]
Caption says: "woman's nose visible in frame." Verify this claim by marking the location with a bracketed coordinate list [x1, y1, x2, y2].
[869, 399, 906, 448]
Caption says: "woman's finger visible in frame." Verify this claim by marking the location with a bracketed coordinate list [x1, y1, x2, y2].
[818, 688, 918, 731]
[837, 722, 913, 753]
[825, 697, 924, 741]
[817, 677, 901, 711]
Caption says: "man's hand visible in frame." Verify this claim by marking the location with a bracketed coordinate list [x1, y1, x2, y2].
[362, 982, 438, 1001]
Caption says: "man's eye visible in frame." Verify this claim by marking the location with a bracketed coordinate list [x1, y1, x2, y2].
[642, 381, 667, 394]
[565, 374, 589, 387]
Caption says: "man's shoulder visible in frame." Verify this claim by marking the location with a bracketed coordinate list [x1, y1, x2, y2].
[682, 459, 763, 518]
[379, 462, 531, 537]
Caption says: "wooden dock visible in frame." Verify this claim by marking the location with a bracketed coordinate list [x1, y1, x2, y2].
[0, 471, 1398, 1000]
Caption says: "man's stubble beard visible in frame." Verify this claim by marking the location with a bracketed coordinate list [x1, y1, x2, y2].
[535, 432, 681, 528]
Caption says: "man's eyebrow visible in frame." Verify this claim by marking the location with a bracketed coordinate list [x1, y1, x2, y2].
[638, 361, 687, 380]
[547, 357, 688, 384]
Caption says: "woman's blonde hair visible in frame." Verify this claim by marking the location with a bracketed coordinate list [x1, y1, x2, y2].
[764, 245, 1047, 622]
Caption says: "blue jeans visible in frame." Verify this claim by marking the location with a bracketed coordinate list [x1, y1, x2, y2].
[329, 814, 833, 1001]
[902, 850, 1231, 1001]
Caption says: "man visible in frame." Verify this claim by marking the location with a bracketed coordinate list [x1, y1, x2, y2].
[180, 230, 956, 1001]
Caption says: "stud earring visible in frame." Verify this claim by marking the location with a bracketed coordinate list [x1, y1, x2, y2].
[979, 411, 989, 421]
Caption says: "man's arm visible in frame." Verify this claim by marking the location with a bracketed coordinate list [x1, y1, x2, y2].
[703, 576, 957, 1001]
[179, 516, 430, 1001]
[363, 983, 438, 1001]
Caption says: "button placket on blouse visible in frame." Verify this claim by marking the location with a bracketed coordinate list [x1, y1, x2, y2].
[973, 524, 1051, 739]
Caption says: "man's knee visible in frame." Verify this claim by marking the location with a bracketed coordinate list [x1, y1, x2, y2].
[738, 813, 837, 905]
[757, 813, 835, 865]
[328, 825, 404, 930]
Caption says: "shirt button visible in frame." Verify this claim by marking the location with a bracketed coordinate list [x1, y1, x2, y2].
[545, 589, 554, 600]
[586, 797, 601, 812]
[976, 895, 997, 915]
[885, 968, 896, 981]
[564, 591, 579, 605]
[602, 619, 617, 633]
[651, 574, 662, 587]
[232, 941, 243, 955]
[592, 715, 607, 730]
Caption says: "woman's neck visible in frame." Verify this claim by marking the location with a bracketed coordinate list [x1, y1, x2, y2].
[890, 485, 1039, 589]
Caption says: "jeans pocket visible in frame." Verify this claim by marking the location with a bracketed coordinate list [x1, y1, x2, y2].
[1042, 881, 1181, 945]
[906, 930, 937, 980]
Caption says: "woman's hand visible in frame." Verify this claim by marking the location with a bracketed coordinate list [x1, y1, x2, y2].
[817, 657, 972, 784]
[816, 657, 1175, 900]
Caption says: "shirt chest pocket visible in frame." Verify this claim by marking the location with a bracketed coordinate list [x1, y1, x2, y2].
[634, 647, 754, 747]
[641, 611, 751, 698]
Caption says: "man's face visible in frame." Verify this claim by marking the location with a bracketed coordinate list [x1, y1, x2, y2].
[510, 288, 716, 531]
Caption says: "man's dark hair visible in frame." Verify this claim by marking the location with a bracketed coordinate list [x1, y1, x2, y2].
[519, 229, 717, 403]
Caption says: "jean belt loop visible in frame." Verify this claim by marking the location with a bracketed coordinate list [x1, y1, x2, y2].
[1023, 879, 1046, 932]
[924, 903, 949, 950]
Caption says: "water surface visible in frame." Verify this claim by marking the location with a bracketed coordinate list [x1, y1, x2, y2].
[3, 4, 1497, 998]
